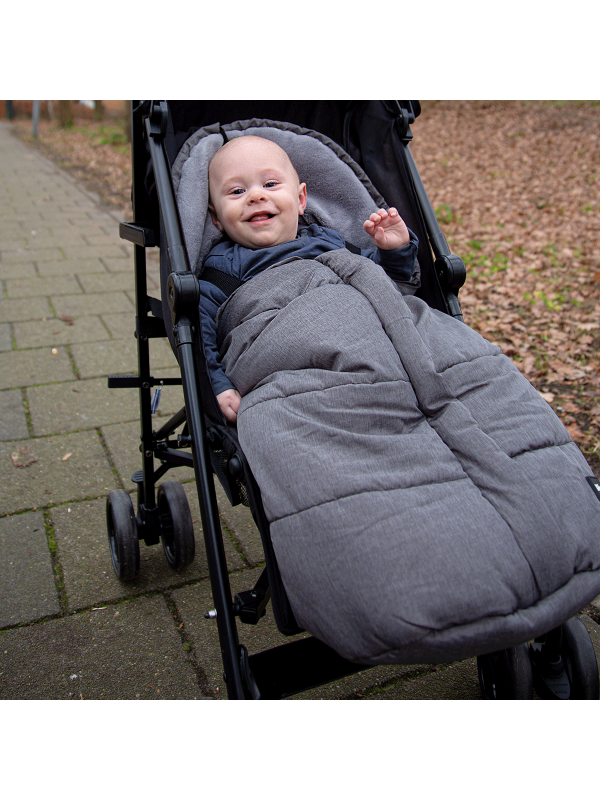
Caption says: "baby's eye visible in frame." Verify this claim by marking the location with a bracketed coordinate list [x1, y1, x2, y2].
[229, 188, 245, 195]
[264, 180, 278, 188]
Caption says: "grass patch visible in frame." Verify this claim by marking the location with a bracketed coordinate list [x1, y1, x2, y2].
[43, 510, 69, 615]
[435, 203, 458, 226]
[462, 241, 510, 274]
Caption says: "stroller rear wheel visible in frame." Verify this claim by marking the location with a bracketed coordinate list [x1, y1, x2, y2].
[158, 481, 195, 570]
[477, 643, 533, 699]
[106, 490, 140, 582]
[529, 617, 599, 700]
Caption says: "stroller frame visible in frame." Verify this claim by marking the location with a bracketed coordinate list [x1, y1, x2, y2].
[107, 101, 598, 700]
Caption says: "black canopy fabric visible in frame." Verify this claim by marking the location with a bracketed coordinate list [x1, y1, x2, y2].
[165, 100, 362, 163]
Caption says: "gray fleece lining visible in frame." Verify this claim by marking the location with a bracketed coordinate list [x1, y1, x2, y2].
[172, 118, 391, 275]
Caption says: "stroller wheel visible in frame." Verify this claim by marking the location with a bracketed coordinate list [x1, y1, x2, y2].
[477, 643, 533, 699]
[106, 490, 140, 582]
[158, 481, 195, 570]
[530, 617, 599, 700]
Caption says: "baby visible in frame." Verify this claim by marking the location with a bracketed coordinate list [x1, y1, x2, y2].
[200, 135, 419, 422]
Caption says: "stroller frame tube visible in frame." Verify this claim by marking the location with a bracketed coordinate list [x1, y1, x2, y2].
[142, 104, 247, 699]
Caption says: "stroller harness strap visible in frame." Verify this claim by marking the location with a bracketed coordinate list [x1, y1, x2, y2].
[200, 241, 362, 299]
[200, 266, 244, 298]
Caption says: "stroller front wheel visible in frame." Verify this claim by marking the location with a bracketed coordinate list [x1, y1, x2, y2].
[530, 617, 599, 700]
[106, 490, 140, 582]
[158, 481, 195, 570]
[477, 643, 533, 699]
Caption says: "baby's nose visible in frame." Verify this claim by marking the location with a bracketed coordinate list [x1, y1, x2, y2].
[248, 186, 267, 202]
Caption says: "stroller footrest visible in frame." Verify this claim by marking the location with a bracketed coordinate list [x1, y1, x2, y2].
[248, 637, 366, 699]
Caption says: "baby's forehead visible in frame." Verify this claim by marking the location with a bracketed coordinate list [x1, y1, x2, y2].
[210, 136, 293, 176]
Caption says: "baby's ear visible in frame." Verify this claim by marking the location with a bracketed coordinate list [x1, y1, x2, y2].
[298, 182, 307, 215]
[209, 206, 223, 231]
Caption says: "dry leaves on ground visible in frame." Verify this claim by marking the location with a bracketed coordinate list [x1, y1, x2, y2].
[412, 101, 600, 470]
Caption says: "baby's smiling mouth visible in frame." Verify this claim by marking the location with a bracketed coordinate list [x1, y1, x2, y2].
[247, 212, 275, 223]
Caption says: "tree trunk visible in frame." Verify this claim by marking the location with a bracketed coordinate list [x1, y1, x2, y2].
[57, 100, 74, 128]
[94, 101, 105, 121]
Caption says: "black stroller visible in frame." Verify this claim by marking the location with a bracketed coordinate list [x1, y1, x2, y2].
[106, 101, 600, 699]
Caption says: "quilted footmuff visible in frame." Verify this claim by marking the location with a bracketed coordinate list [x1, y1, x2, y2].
[216, 249, 600, 665]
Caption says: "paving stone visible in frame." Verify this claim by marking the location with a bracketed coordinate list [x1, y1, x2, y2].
[146, 270, 161, 292]
[0, 238, 29, 251]
[62, 245, 128, 261]
[77, 271, 135, 294]
[13, 315, 109, 349]
[0, 222, 28, 238]
[0, 296, 51, 323]
[0, 596, 203, 699]
[51, 291, 134, 317]
[366, 659, 481, 700]
[0, 512, 60, 627]
[38, 209, 87, 223]
[0, 430, 117, 514]
[85, 234, 124, 247]
[0, 346, 75, 389]
[25, 235, 88, 249]
[103, 256, 138, 273]
[0, 323, 12, 352]
[1, 247, 64, 264]
[71, 337, 176, 379]
[36, 258, 105, 277]
[28, 377, 139, 435]
[6, 215, 46, 228]
[28, 231, 88, 247]
[0, 389, 29, 440]
[101, 312, 138, 340]
[51, 489, 244, 612]
[50, 226, 109, 240]
[5, 273, 82, 298]
[0, 262, 37, 280]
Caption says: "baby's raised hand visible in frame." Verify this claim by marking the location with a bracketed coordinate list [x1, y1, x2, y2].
[363, 207, 410, 251]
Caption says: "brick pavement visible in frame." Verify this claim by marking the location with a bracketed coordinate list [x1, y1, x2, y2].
[1, 120, 598, 700]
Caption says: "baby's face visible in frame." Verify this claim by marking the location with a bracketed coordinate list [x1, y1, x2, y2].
[208, 137, 307, 250]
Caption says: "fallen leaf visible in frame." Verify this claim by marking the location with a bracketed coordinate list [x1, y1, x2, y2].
[58, 315, 74, 325]
[565, 423, 586, 442]
[11, 446, 38, 468]
[61, 452, 73, 462]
